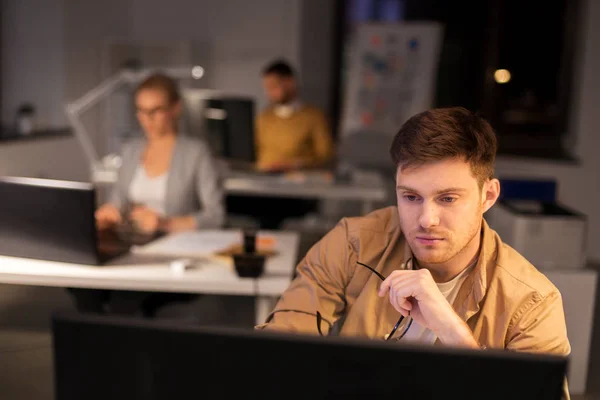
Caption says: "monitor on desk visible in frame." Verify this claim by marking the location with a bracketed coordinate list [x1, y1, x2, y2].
[0, 176, 148, 265]
[212, 97, 255, 163]
[0, 177, 98, 264]
[182, 90, 256, 163]
[53, 312, 567, 400]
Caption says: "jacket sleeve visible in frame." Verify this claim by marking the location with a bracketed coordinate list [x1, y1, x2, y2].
[193, 142, 225, 229]
[506, 290, 571, 400]
[256, 219, 356, 334]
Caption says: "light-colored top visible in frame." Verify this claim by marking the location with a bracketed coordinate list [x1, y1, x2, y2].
[110, 135, 225, 229]
[402, 263, 474, 343]
[258, 207, 571, 399]
[255, 104, 334, 168]
[128, 165, 169, 216]
[273, 100, 302, 119]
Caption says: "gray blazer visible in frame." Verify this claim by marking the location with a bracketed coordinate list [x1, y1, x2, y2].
[109, 135, 225, 229]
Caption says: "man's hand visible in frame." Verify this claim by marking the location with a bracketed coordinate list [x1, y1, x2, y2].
[129, 206, 162, 234]
[378, 268, 478, 348]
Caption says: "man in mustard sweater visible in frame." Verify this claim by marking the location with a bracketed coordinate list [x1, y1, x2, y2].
[256, 60, 334, 172]
[227, 60, 334, 229]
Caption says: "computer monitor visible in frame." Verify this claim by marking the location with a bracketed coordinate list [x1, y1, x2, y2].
[0, 177, 131, 265]
[0, 177, 98, 264]
[181, 90, 256, 163]
[206, 97, 256, 162]
[52, 312, 567, 400]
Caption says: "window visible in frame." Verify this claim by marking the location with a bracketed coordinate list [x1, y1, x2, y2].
[334, 0, 582, 160]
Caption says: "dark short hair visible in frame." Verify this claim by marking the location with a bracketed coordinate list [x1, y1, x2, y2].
[390, 107, 498, 184]
[262, 60, 295, 78]
[135, 72, 181, 104]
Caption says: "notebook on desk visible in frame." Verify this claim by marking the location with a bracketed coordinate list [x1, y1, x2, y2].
[0, 176, 152, 265]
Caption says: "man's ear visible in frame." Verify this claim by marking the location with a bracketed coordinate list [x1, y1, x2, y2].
[482, 178, 500, 213]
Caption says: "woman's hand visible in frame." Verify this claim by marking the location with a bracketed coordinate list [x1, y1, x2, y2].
[129, 206, 162, 234]
[95, 204, 122, 230]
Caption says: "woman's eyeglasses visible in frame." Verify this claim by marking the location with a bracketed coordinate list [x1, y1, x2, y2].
[315, 261, 413, 341]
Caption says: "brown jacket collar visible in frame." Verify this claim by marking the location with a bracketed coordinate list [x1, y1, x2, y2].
[260, 206, 570, 399]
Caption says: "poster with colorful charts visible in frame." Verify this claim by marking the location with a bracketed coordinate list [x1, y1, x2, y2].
[340, 23, 443, 137]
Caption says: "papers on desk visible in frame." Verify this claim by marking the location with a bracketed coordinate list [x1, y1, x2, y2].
[131, 230, 276, 259]
[132, 231, 240, 258]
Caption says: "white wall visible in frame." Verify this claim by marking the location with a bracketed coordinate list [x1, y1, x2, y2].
[0, 136, 88, 181]
[63, 0, 133, 158]
[1, 0, 66, 128]
[129, 0, 302, 113]
[0, 0, 89, 182]
[0, 0, 135, 181]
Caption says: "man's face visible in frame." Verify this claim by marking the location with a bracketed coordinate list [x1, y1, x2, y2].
[395, 158, 499, 266]
[263, 74, 295, 105]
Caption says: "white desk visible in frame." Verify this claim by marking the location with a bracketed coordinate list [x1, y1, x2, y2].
[93, 164, 388, 214]
[0, 231, 299, 325]
[224, 169, 387, 214]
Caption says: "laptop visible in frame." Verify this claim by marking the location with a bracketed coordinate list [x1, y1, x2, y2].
[52, 312, 568, 400]
[0, 176, 145, 265]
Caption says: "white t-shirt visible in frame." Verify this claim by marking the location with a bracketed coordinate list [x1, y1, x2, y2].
[273, 100, 302, 118]
[128, 165, 168, 216]
[398, 264, 474, 344]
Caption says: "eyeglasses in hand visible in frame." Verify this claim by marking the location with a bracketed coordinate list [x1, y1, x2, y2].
[315, 261, 413, 341]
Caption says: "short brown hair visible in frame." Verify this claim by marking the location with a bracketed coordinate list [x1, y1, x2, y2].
[263, 59, 295, 77]
[135, 73, 181, 104]
[389, 107, 497, 184]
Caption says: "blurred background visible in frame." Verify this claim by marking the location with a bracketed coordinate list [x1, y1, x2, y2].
[0, 0, 599, 398]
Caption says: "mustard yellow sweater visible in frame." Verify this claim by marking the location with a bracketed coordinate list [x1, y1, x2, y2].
[255, 105, 334, 168]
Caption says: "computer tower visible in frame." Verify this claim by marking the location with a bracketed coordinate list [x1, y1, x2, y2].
[205, 97, 256, 162]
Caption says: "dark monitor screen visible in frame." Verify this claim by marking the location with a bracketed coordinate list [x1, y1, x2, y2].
[52, 312, 567, 400]
[204, 97, 255, 162]
[181, 91, 256, 163]
[0, 177, 99, 264]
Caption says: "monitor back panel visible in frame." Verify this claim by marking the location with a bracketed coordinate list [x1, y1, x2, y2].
[53, 313, 567, 400]
[0, 177, 99, 265]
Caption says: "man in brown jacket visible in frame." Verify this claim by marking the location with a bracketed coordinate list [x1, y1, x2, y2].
[258, 107, 570, 398]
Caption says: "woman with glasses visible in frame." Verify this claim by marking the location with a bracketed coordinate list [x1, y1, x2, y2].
[95, 73, 224, 233]
[71, 72, 224, 316]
